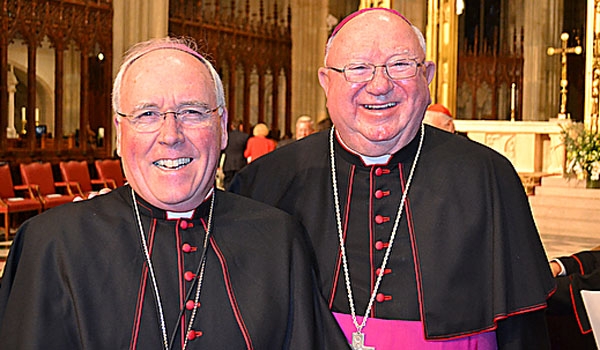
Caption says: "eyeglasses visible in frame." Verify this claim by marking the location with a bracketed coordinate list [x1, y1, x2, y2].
[117, 105, 223, 133]
[326, 57, 425, 83]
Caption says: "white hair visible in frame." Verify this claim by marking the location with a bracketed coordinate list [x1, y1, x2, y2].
[112, 37, 225, 113]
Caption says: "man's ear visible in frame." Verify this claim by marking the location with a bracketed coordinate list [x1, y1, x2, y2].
[113, 115, 122, 157]
[318, 67, 331, 95]
[425, 61, 436, 84]
[220, 108, 229, 151]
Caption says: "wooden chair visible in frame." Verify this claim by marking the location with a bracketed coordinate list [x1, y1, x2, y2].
[94, 159, 125, 188]
[59, 160, 110, 198]
[0, 164, 42, 240]
[20, 162, 76, 210]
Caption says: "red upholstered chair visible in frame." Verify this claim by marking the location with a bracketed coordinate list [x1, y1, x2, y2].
[20, 162, 76, 210]
[59, 161, 109, 198]
[0, 163, 42, 240]
[94, 159, 125, 188]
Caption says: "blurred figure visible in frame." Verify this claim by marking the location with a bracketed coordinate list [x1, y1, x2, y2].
[278, 115, 315, 148]
[222, 119, 249, 189]
[423, 103, 455, 133]
[295, 115, 315, 140]
[317, 117, 333, 132]
[244, 123, 276, 162]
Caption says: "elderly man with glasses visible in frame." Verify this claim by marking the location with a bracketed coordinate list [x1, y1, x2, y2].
[0, 37, 347, 349]
[231, 8, 555, 349]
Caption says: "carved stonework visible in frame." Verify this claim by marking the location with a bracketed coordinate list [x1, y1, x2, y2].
[168, 1, 292, 136]
[0, 0, 113, 162]
[457, 28, 524, 121]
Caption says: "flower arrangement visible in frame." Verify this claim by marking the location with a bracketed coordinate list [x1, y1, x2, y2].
[561, 122, 600, 182]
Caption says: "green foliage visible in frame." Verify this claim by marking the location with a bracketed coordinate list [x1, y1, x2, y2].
[561, 122, 600, 180]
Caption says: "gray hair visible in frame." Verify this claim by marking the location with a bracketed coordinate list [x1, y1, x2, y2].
[323, 23, 427, 65]
[296, 115, 313, 126]
[112, 37, 225, 113]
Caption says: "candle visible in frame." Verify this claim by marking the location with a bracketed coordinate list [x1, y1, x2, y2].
[35, 108, 39, 124]
[510, 83, 516, 111]
[21, 107, 26, 121]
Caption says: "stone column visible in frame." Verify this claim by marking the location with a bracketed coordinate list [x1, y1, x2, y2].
[111, 0, 169, 151]
[522, 0, 563, 120]
[423, 0, 457, 114]
[584, 0, 598, 128]
[112, 0, 169, 77]
[291, 0, 330, 124]
[6, 65, 18, 139]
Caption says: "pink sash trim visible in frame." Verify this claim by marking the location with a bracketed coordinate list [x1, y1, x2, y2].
[332, 312, 497, 349]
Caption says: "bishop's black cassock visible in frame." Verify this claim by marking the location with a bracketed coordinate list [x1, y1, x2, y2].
[230, 125, 556, 349]
[0, 187, 347, 349]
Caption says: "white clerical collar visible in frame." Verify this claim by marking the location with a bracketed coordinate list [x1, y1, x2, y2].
[335, 129, 392, 165]
[165, 188, 214, 220]
[166, 210, 195, 219]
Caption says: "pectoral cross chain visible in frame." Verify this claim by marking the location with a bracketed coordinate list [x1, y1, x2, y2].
[352, 332, 375, 350]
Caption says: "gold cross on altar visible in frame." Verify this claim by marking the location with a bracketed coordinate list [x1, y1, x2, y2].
[547, 32, 583, 119]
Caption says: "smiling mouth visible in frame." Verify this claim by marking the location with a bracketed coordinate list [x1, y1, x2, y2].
[363, 102, 398, 110]
[153, 158, 192, 170]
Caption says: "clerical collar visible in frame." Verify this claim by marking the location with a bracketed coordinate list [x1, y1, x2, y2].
[335, 129, 392, 165]
[132, 186, 214, 221]
[166, 210, 195, 220]
[165, 187, 214, 219]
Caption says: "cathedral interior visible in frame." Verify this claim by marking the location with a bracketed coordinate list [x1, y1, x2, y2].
[0, 0, 595, 159]
[1, 0, 600, 347]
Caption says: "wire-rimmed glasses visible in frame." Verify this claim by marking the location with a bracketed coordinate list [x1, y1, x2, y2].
[326, 56, 425, 83]
[117, 105, 223, 133]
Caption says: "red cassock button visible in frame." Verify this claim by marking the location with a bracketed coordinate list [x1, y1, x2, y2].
[179, 220, 194, 229]
[186, 300, 201, 310]
[187, 330, 203, 340]
[376, 293, 392, 303]
[376, 268, 392, 275]
[374, 241, 389, 250]
[182, 243, 197, 253]
[375, 190, 384, 199]
[374, 168, 390, 176]
[184, 271, 196, 281]
[375, 215, 390, 224]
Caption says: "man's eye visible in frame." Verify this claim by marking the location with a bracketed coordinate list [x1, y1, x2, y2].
[346, 64, 370, 72]
[134, 111, 160, 120]
[182, 109, 204, 116]
[181, 109, 208, 119]
[389, 60, 412, 69]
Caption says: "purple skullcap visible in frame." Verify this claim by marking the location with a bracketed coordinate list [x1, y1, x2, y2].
[330, 8, 412, 39]
[125, 42, 209, 69]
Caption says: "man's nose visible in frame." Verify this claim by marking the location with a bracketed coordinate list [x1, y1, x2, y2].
[365, 66, 394, 95]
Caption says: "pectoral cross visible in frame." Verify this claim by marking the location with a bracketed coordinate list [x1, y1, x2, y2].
[547, 32, 583, 119]
[352, 332, 375, 350]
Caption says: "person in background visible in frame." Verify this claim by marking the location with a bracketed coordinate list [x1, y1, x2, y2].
[547, 249, 600, 349]
[231, 8, 555, 349]
[0, 37, 347, 349]
[221, 119, 248, 189]
[423, 103, 456, 133]
[317, 117, 333, 132]
[278, 115, 315, 148]
[244, 122, 276, 162]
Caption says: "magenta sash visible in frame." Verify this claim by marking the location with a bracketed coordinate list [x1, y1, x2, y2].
[333, 312, 497, 349]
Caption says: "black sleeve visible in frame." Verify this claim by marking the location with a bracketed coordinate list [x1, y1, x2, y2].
[496, 310, 550, 350]
[559, 251, 600, 275]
